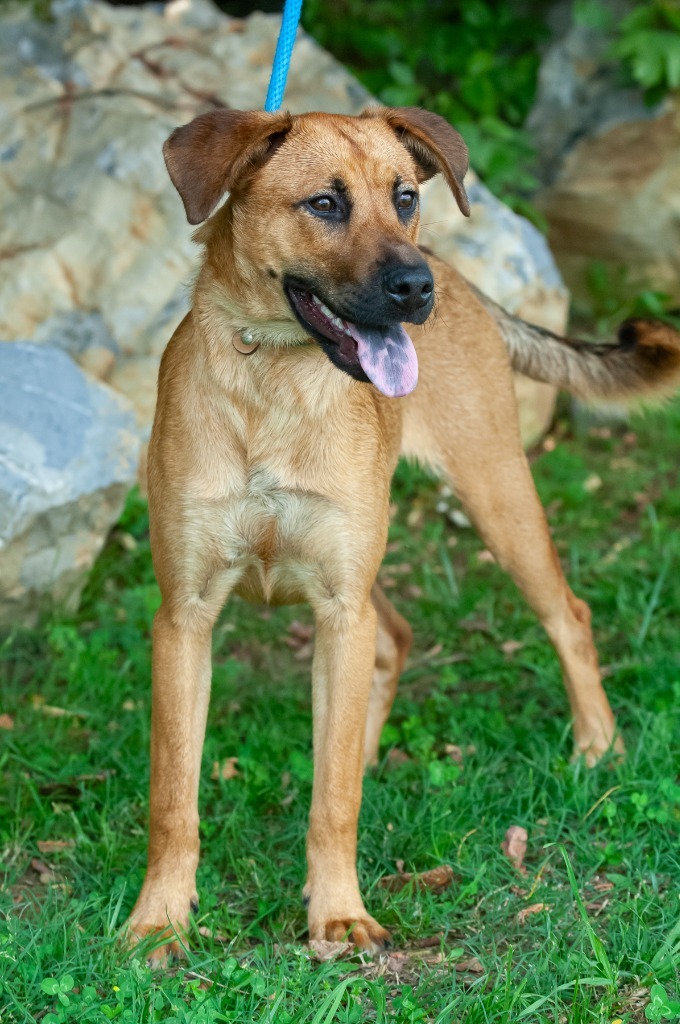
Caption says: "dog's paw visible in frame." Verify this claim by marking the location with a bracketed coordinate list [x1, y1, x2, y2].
[124, 891, 198, 967]
[573, 731, 625, 767]
[124, 920, 187, 968]
[313, 915, 391, 954]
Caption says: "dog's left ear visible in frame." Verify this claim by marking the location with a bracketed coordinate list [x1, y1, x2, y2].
[367, 106, 470, 217]
[163, 109, 294, 224]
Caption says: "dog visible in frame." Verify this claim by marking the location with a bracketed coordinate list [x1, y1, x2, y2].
[126, 106, 680, 961]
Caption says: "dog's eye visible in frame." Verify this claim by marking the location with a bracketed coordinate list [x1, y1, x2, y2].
[308, 196, 337, 214]
[396, 190, 417, 213]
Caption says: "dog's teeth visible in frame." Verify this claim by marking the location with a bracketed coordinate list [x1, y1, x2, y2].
[319, 302, 335, 319]
[331, 316, 344, 330]
[311, 295, 322, 307]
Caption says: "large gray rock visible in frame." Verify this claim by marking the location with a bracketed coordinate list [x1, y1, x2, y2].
[528, 0, 680, 304]
[0, 344, 140, 625]
[0, 0, 566, 450]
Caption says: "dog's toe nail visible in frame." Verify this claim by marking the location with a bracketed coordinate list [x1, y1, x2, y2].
[190, 899, 199, 914]
[301, 892, 310, 907]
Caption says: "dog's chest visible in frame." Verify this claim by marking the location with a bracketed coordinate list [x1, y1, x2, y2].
[180, 379, 393, 609]
[209, 451, 357, 607]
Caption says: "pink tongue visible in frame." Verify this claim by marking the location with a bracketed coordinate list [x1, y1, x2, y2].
[345, 322, 418, 398]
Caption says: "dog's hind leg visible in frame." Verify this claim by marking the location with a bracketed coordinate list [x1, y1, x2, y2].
[402, 317, 622, 763]
[450, 450, 622, 763]
[364, 583, 413, 767]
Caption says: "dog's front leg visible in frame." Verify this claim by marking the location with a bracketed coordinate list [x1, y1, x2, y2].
[306, 598, 391, 952]
[126, 604, 212, 964]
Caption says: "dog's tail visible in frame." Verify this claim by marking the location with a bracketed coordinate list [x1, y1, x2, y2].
[481, 292, 680, 403]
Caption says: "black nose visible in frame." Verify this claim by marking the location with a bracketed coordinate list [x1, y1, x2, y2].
[383, 264, 434, 315]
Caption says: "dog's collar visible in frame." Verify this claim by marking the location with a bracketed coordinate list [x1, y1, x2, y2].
[232, 330, 260, 355]
[232, 330, 316, 354]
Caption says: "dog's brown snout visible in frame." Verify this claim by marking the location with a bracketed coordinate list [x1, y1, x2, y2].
[382, 263, 434, 316]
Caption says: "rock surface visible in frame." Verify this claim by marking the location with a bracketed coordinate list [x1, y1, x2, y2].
[528, 0, 680, 304]
[0, 344, 140, 625]
[1, 0, 566, 451]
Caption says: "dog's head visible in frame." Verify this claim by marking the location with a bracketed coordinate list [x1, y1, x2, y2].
[164, 107, 469, 397]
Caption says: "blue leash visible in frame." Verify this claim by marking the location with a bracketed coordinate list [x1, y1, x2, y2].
[264, 0, 303, 112]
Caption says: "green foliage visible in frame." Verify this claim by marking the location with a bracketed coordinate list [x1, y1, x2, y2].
[573, 259, 680, 337]
[613, 0, 680, 100]
[302, 0, 548, 202]
[645, 984, 680, 1022]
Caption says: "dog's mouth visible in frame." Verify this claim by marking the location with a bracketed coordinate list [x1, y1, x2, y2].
[285, 285, 418, 398]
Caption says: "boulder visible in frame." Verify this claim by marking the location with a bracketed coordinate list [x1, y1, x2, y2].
[0, 0, 566, 452]
[528, 0, 680, 304]
[0, 344, 140, 626]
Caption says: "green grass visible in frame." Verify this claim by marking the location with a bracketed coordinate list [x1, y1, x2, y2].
[2, 399, 680, 1023]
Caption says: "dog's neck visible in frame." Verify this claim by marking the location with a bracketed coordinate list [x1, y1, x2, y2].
[193, 207, 310, 352]
[191, 277, 354, 411]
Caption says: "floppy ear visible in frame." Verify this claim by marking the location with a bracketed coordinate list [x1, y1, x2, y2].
[367, 106, 470, 217]
[163, 109, 294, 225]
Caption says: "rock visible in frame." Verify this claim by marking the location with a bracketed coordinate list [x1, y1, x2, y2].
[107, 355, 161, 492]
[107, 356, 161, 438]
[527, 0, 639, 186]
[420, 174, 566, 445]
[0, 0, 566, 451]
[0, 344, 140, 626]
[528, 1, 680, 305]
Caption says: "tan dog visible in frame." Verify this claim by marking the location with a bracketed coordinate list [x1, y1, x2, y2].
[127, 107, 680, 961]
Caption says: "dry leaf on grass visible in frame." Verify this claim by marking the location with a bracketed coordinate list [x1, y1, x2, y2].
[591, 877, 615, 893]
[30, 695, 88, 719]
[501, 825, 528, 875]
[445, 744, 463, 764]
[379, 864, 454, 894]
[197, 925, 229, 942]
[37, 840, 74, 854]
[477, 549, 496, 564]
[517, 902, 549, 925]
[423, 643, 444, 660]
[285, 621, 315, 661]
[389, 562, 413, 575]
[387, 748, 412, 766]
[37, 770, 115, 796]
[112, 530, 137, 552]
[285, 621, 314, 649]
[583, 473, 602, 493]
[500, 640, 524, 657]
[586, 898, 611, 914]
[458, 616, 493, 635]
[30, 857, 56, 884]
[449, 509, 471, 529]
[211, 757, 239, 781]
[0, 713, 14, 730]
[455, 957, 484, 974]
[413, 933, 444, 949]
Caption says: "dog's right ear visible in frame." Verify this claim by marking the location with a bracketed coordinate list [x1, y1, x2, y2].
[163, 109, 294, 225]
